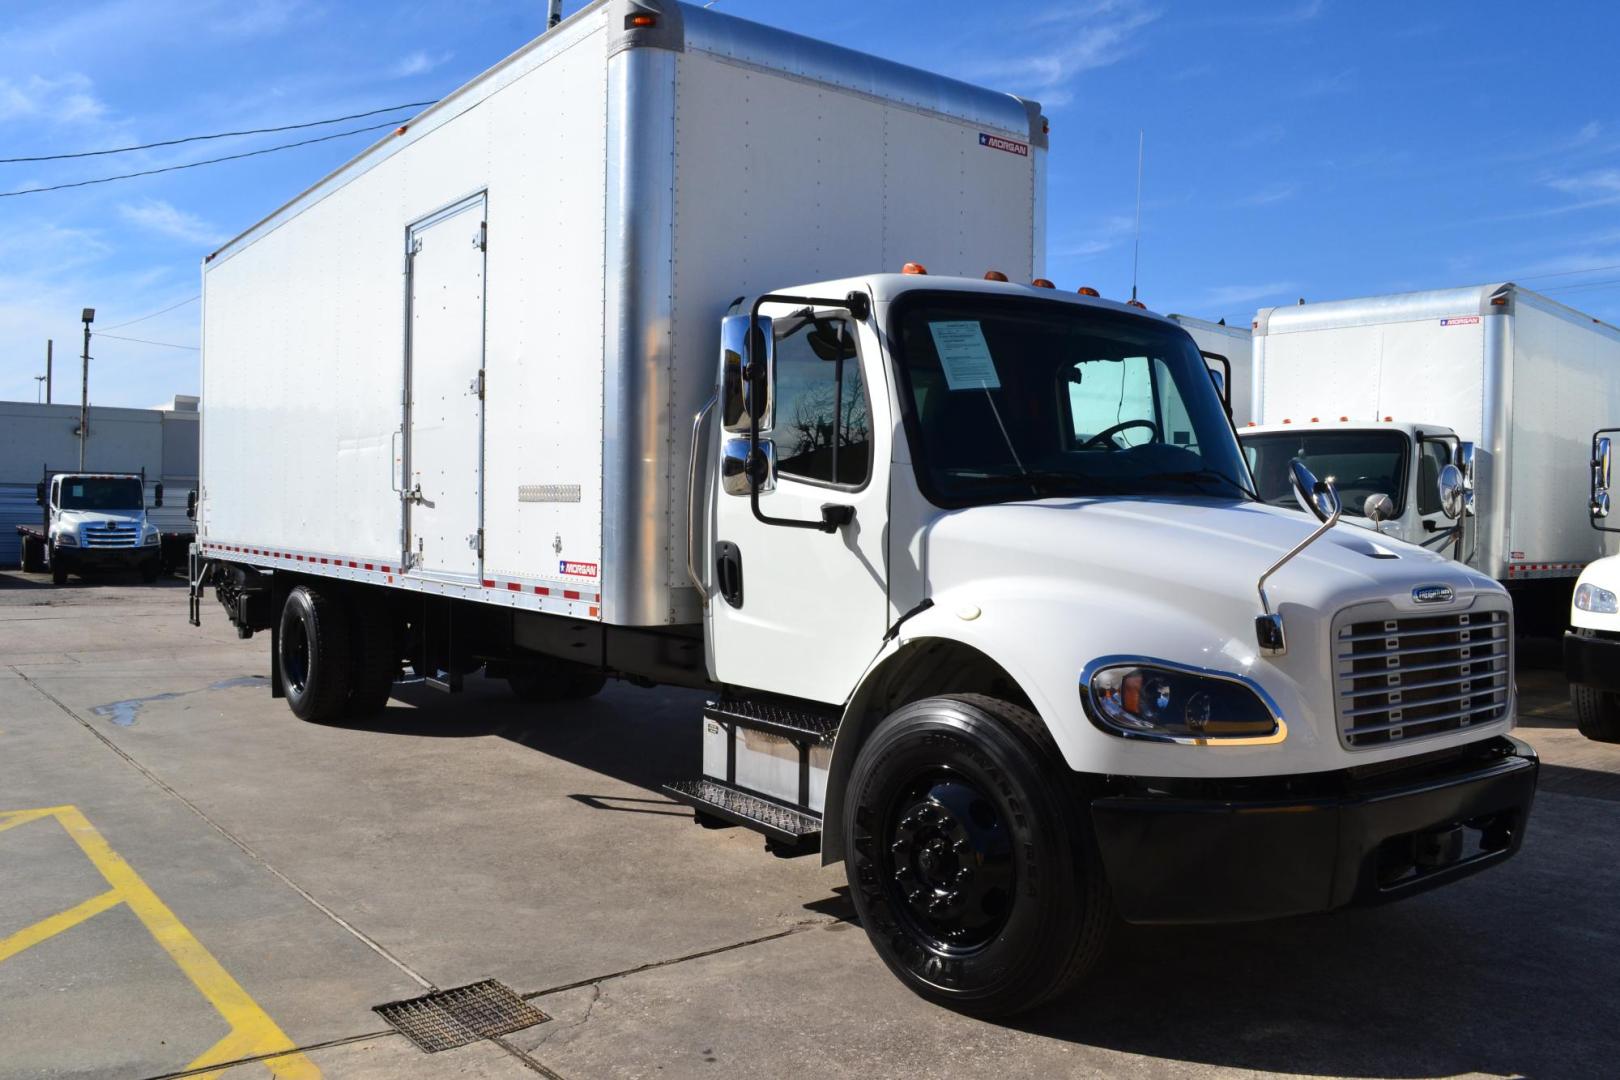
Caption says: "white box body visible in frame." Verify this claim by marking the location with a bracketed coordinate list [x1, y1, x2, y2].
[198, 0, 1044, 627]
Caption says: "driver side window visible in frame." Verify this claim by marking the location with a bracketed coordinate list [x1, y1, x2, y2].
[1065, 355, 1155, 448]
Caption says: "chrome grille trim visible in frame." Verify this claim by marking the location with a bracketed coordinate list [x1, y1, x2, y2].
[1332, 602, 1512, 750]
[83, 524, 139, 548]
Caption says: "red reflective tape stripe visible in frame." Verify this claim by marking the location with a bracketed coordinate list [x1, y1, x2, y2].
[381, 565, 391, 573]
[534, 586, 549, 595]
[482, 579, 495, 587]
[348, 561, 357, 568]
[364, 563, 374, 570]
[588, 606, 599, 617]
[564, 590, 580, 600]
[506, 582, 521, 591]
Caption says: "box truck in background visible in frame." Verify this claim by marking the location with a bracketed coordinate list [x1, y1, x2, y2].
[1242, 282, 1620, 631]
[1169, 313, 1253, 427]
[191, 0, 1537, 1016]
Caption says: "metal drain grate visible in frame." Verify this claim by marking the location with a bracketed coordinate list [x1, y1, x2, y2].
[374, 979, 549, 1053]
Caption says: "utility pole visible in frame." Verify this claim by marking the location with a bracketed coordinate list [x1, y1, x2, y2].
[45, 339, 53, 403]
[79, 309, 94, 469]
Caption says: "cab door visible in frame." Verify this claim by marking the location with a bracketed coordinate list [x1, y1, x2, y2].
[704, 306, 891, 705]
[402, 194, 487, 580]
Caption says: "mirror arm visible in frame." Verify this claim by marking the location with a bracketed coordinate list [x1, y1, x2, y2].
[745, 290, 870, 534]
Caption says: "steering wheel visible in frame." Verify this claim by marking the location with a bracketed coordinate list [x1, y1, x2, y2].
[1082, 418, 1160, 450]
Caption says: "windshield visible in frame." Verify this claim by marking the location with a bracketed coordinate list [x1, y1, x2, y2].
[59, 477, 143, 511]
[889, 293, 1253, 505]
[1242, 430, 1408, 517]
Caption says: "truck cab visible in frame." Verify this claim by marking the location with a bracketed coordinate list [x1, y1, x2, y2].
[37, 472, 164, 584]
[1239, 419, 1471, 554]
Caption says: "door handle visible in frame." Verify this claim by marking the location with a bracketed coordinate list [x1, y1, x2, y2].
[406, 484, 436, 509]
[715, 541, 743, 608]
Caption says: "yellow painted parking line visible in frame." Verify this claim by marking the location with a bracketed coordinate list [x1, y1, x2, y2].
[0, 805, 320, 1079]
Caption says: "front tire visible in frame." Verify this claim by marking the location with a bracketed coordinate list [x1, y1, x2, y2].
[49, 546, 68, 585]
[21, 535, 45, 573]
[843, 694, 1111, 1016]
[278, 584, 352, 722]
[1573, 683, 1620, 742]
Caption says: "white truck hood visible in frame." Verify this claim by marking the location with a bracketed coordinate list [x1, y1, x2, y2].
[913, 495, 1510, 778]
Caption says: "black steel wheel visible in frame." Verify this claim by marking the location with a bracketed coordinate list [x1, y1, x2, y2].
[49, 546, 68, 585]
[844, 694, 1111, 1016]
[21, 535, 45, 573]
[278, 584, 352, 722]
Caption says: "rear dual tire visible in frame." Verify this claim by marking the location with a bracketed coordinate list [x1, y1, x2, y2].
[843, 694, 1111, 1017]
[278, 583, 400, 722]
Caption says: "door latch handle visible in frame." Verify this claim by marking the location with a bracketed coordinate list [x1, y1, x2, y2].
[406, 485, 437, 509]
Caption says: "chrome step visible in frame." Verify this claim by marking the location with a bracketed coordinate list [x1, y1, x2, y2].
[707, 697, 839, 744]
[663, 778, 821, 851]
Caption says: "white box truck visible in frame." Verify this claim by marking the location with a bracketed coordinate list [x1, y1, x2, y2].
[1565, 430, 1620, 741]
[1169, 313, 1253, 427]
[1242, 283, 1620, 631]
[191, 1, 1538, 1016]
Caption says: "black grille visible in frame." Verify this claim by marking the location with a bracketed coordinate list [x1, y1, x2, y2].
[1334, 607, 1511, 749]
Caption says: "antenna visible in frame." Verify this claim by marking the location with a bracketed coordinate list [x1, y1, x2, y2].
[547, 0, 563, 28]
[1130, 129, 1144, 303]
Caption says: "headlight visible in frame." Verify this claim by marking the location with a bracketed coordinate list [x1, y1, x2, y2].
[1575, 582, 1619, 614]
[143, 527, 160, 546]
[56, 533, 78, 547]
[1083, 660, 1281, 742]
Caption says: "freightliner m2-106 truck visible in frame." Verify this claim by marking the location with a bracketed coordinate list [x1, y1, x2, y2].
[190, 1, 1538, 1015]
[1241, 283, 1620, 631]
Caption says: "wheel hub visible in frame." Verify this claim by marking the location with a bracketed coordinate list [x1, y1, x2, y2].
[885, 777, 1012, 947]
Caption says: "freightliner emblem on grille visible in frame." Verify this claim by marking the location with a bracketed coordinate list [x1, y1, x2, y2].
[1412, 584, 1455, 604]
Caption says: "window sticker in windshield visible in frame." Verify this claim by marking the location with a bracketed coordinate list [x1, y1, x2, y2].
[927, 321, 1001, 391]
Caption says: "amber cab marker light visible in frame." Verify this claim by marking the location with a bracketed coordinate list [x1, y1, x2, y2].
[1078, 286, 1100, 297]
[1384, 415, 1393, 422]
[902, 261, 928, 275]
[395, 125, 409, 136]
[984, 270, 1009, 282]
[1492, 296, 1509, 305]
[1030, 278, 1056, 289]
[626, 13, 657, 28]
[1126, 299, 1146, 309]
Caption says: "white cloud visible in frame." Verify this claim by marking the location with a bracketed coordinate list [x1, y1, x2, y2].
[1052, 213, 1136, 259]
[118, 199, 225, 248]
[1238, 182, 1298, 207]
[1548, 169, 1620, 195]
[392, 50, 453, 78]
[968, 2, 1161, 101]
[210, 0, 321, 37]
[1203, 282, 1298, 308]
[0, 73, 106, 125]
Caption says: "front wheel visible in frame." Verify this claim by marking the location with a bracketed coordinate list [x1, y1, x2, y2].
[843, 694, 1111, 1016]
[49, 546, 68, 585]
[1573, 682, 1620, 743]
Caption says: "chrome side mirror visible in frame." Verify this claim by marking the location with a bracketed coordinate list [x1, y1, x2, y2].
[721, 437, 775, 496]
[1593, 436, 1613, 521]
[1290, 458, 1341, 523]
[720, 314, 773, 433]
[1363, 492, 1395, 528]
[1437, 463, 1465, 520]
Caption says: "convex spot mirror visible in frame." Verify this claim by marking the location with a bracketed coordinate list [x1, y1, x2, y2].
[720, 314, 773, 434]
[153, 482, 163, 508]
[35, 481, 45, 507]
[1290, 458, 1341, 523]
[1363, 492, 1395, 526]
[1437, 463, 1465, 520]
[186, 489, 198, 520]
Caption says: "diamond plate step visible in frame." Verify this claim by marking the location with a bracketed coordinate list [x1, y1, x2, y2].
[374, 979, 549, 1053]
[708, 697, 840, 744]
[663, 778, 822, 848]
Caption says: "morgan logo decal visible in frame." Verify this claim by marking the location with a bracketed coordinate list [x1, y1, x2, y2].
[979, 132, 1029, 157]
[1439, 316, 1479, 327]
[559, 560, 598, 578]
[1412, 583, 1455, 604]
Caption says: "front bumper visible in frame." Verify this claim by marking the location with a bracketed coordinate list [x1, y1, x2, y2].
[55, 544, 158, 569]
[1564, 630, 1620, 691]
[1090, 736, 1538, 924]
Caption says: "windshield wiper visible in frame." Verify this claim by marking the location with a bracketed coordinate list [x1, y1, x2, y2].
[1155, 469, 1259, 500]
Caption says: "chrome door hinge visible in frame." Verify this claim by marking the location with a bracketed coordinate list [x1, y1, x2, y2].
[473, 221, 487, 252]
[468, 528, 484, 558]
[470, 369, 485, 399]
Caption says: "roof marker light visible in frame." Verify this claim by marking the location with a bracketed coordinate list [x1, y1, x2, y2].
[1339, 416, 1349, 421]
[1311, 416, 1319, 422]
[1491, 296, 1508, 306]
[902, 261, 928, 275]
[1125, 299, 1146, 309]
[1282, 418, 1292, 424]
[395, 125, 409, 136]
[1384, 415, 1393, 422]
[625, 13, 658, 28]
[1077, 286, 1100, 297]
[1031, 278, 1055, 289]
[984, 270, 1008, 281]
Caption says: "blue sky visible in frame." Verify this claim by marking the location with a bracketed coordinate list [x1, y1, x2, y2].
[2, 0, 1617, 407]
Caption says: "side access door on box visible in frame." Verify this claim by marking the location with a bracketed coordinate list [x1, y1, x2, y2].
[402, 193, 487, 581]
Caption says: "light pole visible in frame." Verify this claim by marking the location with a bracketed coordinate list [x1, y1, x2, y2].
[79, 308, 94, 469]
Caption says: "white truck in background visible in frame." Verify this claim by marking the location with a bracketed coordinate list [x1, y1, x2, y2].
[19, 470, 167, 584]
[1169, 313, 1253, 427]
[189, 0, 1538, 1016]
[1242, 283, 1620, 632]
[1565, 429, 1620, 742]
